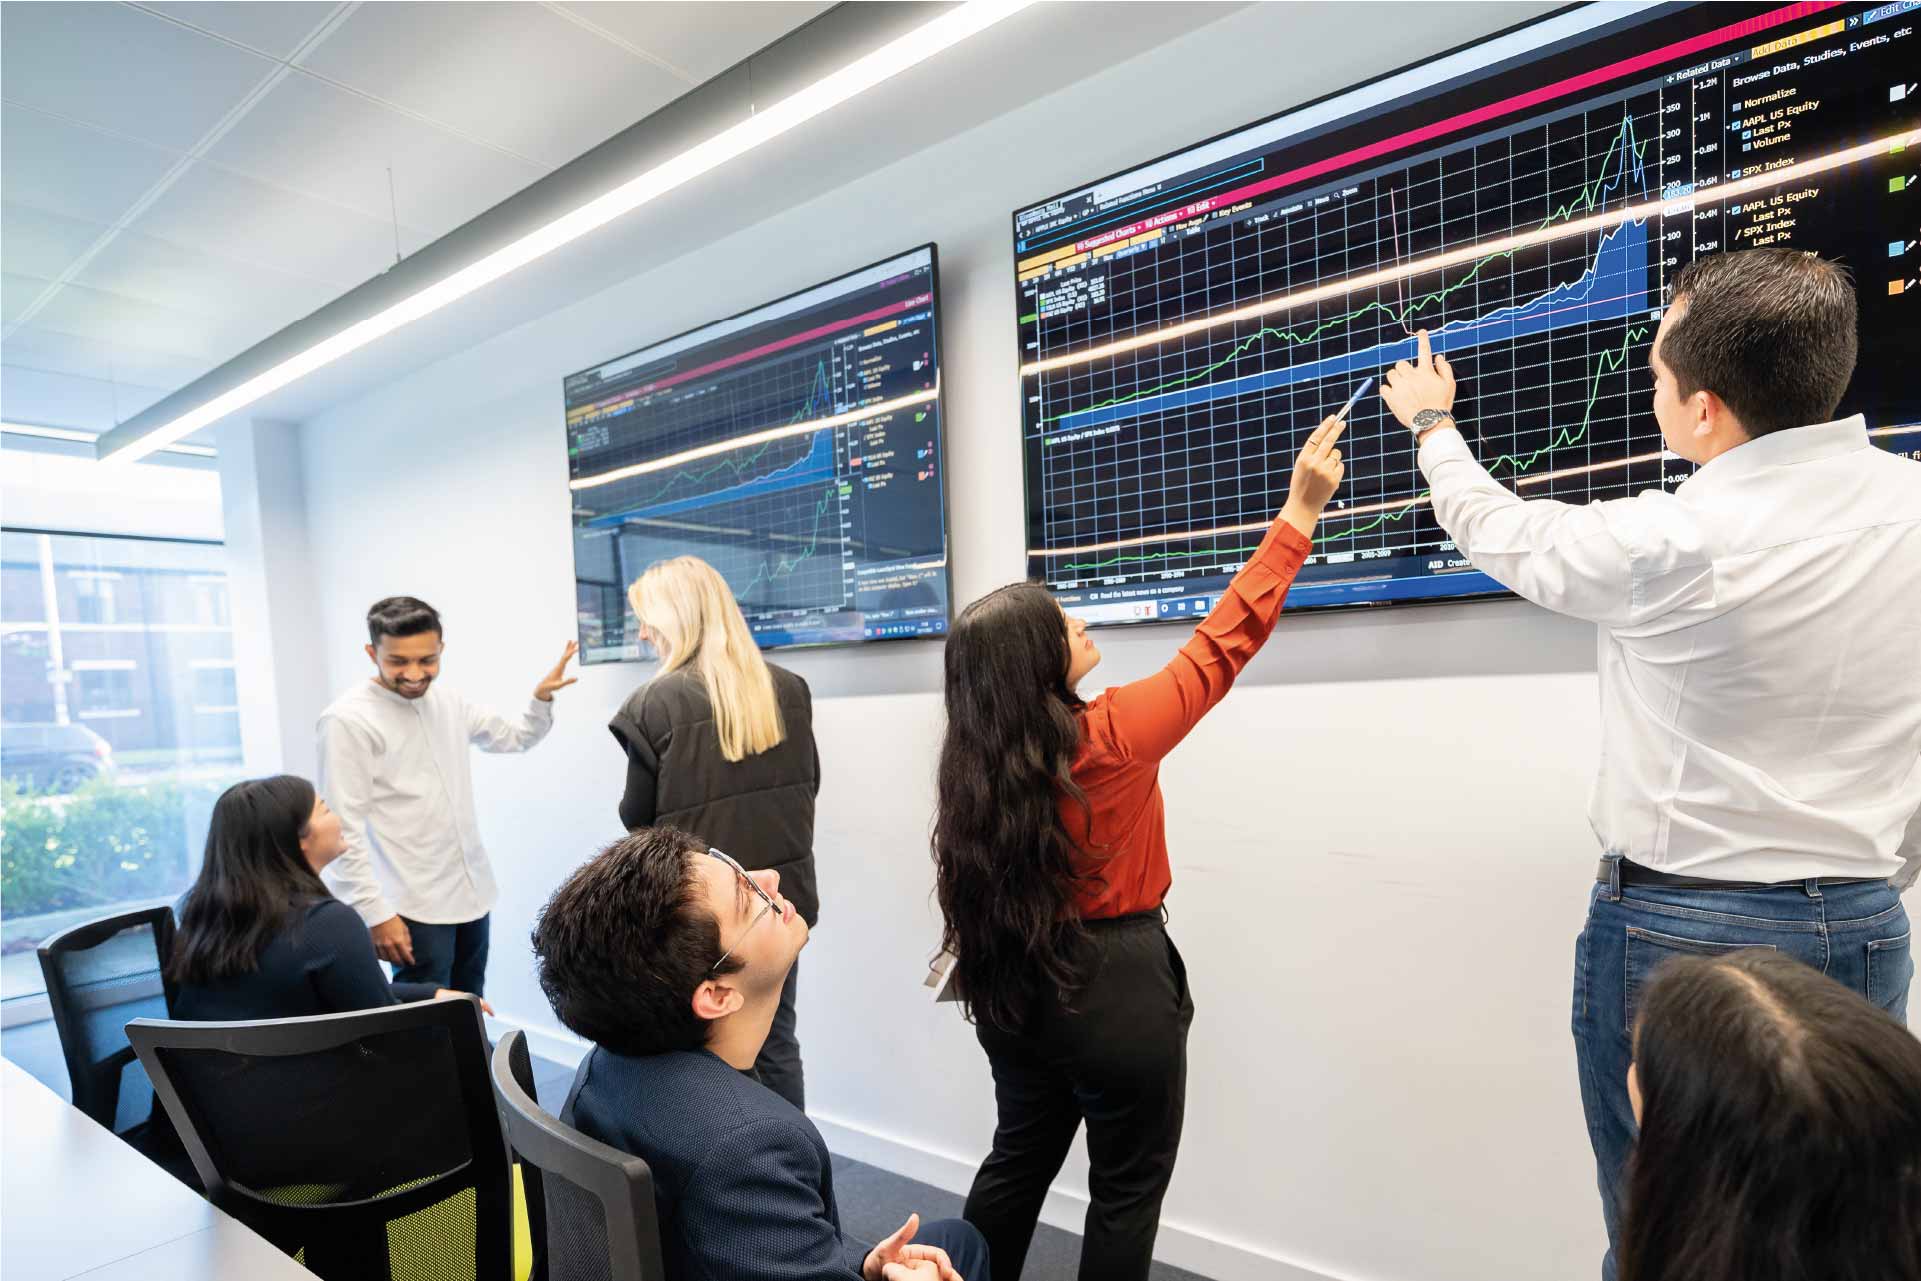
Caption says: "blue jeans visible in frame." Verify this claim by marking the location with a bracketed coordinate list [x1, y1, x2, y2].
[393, 913, 491, 994]
[1571, 858, 1912, 1281]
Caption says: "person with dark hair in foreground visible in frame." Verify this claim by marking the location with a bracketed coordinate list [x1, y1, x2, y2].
[317, 596, 578, 995]
[171, 774, 490, 1020]
[1377, 247, 1921, 1279]
[1620, 951, 1921, 1281]
[532, 828, 988, 1281]
[933, 417, 1348, 1281]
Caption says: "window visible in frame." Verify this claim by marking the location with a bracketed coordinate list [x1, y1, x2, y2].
[73, 664, 139, 717]
[1, 529, 243, 1008]
[192, 662, 238, 712]
[68, 571, 119, 624]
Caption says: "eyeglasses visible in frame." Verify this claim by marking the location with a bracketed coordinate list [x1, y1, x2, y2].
[705, 847, 779, 977]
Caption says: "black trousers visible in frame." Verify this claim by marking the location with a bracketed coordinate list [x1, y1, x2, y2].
[393, 913, 491, 995]
[963, 913, 1194, 1281]
[755, 959, 805, 1111]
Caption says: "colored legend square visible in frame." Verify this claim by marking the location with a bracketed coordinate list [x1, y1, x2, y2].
[1895, 85, 1909, 102]
[1742, 143, 1752, 152]
[1892, 280, 1908, 295]
[1895, 176, 1910, 192]
[1896, 242, 1910, 257]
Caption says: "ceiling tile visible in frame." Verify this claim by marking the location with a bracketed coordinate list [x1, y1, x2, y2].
[553, 1, 832, 82]
[132, 162, 402, 295]
[73, 228, 345, 320]
[0, 110, 181, 227]
[0, 204, 108, 282]
[0, 359, 173, 433]
[26, 277, 234, 363]
[199, 70, 543, 246]
[3, 271, 56, 327]
[297, 1, 688, 168]
[0, 2, 277, 152]
[0, 325, 213, 394]
[141, 2, 344, 60]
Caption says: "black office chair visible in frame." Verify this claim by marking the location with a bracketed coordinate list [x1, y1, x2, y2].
[128, 997, 512, 1281]
[491, 1030, 665, 1281]
[36, 904, 178, 1137]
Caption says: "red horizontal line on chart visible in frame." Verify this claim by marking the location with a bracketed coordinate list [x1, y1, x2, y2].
[1019, 128, 1920, 379]
[1030, 426, 1921, 557]
[568, 293, 932, 424]
[569, 384, 939, 491]
[1022, 1, 1834, 263]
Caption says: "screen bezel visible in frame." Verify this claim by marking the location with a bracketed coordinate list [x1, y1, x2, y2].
[563, 241, 953, 663]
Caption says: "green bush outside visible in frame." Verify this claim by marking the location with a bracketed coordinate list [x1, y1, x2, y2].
[0, 776, 226, 922]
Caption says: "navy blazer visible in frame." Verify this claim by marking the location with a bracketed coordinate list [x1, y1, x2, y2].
[564, 1046, 867, 1281]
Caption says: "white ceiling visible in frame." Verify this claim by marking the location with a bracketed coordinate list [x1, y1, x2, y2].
[0, 0, 832, 442]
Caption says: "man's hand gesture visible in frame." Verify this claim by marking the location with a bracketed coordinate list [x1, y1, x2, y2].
[863, 1213, 964, 1281]
[534, 641, 579, 702]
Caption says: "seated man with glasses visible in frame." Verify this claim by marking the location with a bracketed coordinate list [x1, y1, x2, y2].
[532, 827, 989, 1281]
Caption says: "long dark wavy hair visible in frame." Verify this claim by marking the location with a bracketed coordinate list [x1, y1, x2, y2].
[933, 583, 1097, 1031]
[1620, 950, 1921, 1281]
[168, 775, 333, 985]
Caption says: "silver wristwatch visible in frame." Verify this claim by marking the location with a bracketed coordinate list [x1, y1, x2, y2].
[1409, 408, 1456, 436]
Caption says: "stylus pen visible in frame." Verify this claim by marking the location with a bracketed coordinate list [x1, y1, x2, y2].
[1335, 376, 1374, 423]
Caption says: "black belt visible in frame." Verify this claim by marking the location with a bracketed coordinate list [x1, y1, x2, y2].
[1598, 857, 1884, 891]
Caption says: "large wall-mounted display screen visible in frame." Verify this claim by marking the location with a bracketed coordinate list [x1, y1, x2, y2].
[1014, 2, 1920, 625]
[566, 245, 950, 660]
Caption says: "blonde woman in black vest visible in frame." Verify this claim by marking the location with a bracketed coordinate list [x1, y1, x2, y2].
[609, 556, 820, 1109]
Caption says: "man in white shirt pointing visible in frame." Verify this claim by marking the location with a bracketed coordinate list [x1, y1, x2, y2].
[1378, 248, 1921, 1280]
[318, 596, 578, 996]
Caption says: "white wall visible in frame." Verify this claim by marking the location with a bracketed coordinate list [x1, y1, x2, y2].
[292, 6, 1917, 1280]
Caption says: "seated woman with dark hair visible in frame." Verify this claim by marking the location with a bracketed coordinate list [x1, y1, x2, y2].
[169, 774, 491, 1020]
[1621, 949, 1921, 1281]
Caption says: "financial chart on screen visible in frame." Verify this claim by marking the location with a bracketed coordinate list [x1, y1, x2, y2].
[566, 245, 949, 660]
[1014, 1, 1921, 625]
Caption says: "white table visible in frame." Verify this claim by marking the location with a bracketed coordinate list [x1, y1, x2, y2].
[1, 1058, 312, 1280]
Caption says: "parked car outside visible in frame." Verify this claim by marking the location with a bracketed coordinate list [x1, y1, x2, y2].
[1, 723, 117, 793]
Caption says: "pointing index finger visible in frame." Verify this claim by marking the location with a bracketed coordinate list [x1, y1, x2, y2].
[1416, 329, 1433, 368]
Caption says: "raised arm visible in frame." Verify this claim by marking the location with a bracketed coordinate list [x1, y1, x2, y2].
[1090, 416, 1345, 764]
[467, 640, 577, 752]
[1384, 330, 1710, 628]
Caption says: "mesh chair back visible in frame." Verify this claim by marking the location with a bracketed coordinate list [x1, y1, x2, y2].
[128, 998, 511, 1281]
[491, 1031, 665, 1281]
[36, 904, 176, 1131]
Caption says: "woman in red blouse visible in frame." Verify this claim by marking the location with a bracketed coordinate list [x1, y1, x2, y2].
[933, 415, 1347, 1281]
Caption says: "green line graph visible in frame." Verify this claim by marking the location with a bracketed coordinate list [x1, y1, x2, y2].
[1050, 322, 1652, 573]
[735, 481, 845, 601]
[628, 362, 833, 508]
[1040, 112, 1648, 426]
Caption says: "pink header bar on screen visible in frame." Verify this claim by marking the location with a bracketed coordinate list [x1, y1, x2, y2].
[1067, 2, 1841, 255]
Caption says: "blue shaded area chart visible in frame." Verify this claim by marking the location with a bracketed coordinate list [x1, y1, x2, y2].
[585, 429, 838, 526]
[1053, 221, 1649, 433]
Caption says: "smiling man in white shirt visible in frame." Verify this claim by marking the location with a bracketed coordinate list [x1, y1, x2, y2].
[1378, 248, 1921, 1281]
[318, 596, 578, 997]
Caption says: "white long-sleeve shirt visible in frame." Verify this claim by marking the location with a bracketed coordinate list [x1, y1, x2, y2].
[317, 679, 553, 925]
[1419, 415, 1921, 886]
